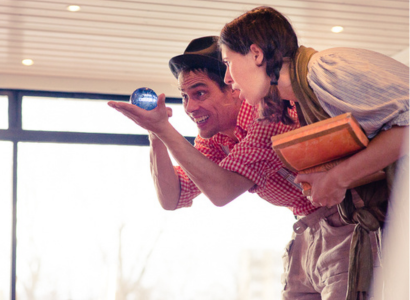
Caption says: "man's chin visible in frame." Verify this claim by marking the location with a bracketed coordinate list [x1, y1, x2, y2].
[198, 130, 215, 140]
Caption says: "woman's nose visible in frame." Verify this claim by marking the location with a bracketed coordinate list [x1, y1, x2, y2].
[224, 69, 233, 85]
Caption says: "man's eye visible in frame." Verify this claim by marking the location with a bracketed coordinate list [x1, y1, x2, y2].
[182, 97, 189, 106]
[196, 91, 207, 97]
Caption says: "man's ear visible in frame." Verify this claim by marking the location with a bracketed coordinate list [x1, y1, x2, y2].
[249, 44, 264, 66]
[231, 88, 240, 99]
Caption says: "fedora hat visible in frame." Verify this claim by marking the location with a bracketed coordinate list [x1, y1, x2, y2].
[169, 36, 226, 79]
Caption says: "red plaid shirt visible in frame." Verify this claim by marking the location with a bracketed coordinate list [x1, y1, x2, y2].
[174, 101, 318, 216]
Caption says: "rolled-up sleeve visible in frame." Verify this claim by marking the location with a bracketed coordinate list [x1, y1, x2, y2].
[307, 47, 409, 138]
[174, 165, 201, 209]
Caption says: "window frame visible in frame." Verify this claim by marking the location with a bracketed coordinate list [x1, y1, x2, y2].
[0, 89, 192, 300]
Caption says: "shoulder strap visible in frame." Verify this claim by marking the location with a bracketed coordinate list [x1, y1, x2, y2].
[290, 46, 330, 125]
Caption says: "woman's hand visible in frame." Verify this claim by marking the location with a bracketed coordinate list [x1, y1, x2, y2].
[295, 126, 409, 208]
[295, 169, 347, 208]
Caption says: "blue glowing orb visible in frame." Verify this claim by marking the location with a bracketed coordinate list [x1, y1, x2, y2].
[130, 87, 158, 110]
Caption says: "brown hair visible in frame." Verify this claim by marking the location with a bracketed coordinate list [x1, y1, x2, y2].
[178, 66, 230, 93]
[219, 6, 298, 124]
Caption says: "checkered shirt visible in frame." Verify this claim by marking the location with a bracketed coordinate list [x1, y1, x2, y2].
[174, 101, 318, 216]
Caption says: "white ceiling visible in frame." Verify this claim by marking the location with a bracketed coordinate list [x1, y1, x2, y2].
[0, 0, 408, 97]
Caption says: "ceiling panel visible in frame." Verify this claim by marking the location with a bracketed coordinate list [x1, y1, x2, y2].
[0, 0, 408, 97]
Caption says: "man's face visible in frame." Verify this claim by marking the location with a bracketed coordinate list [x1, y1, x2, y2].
[178, 70, 242, 139]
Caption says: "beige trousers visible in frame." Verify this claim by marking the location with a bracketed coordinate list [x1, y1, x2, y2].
[282, 206, 380, 300]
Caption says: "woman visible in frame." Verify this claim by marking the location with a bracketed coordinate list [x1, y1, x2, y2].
[219, 6, 409, 300]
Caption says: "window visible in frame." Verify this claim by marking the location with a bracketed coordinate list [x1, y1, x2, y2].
[22, 96, 197, 136]
[0, 141, 12, 300]
[0, 95, 8, 129]
[1, 90, 295, 300]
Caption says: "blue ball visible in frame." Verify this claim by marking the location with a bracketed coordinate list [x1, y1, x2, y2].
[130, 87, 158, 110]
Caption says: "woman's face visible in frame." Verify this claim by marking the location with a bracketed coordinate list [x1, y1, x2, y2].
[221, 44, 271, 106]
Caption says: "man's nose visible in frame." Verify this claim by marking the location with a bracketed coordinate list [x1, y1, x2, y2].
[184, 98, 199, 113]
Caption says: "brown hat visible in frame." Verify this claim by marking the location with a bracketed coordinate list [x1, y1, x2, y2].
[169, 36, 226, 79]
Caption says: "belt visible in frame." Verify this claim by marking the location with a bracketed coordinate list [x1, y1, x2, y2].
[293, 206, 339, 234]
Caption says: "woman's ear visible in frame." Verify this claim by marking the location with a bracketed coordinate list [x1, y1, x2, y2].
[249, 44, 265, 66]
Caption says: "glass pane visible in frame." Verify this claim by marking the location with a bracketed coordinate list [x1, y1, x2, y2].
[0, 141, 13, 299]
[22, 96, 196, 137]
[0, 95, 8, 129]
[16, 142, 294, 299]
[167, 103, 198, 137]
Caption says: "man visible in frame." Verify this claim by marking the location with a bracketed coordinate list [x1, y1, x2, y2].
[108, 36, 315, 216]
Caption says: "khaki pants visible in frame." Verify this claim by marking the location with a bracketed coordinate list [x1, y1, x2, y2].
[282, 206, 380, 300]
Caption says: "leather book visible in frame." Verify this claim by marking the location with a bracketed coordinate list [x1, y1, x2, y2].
[271, 113, 385, 191]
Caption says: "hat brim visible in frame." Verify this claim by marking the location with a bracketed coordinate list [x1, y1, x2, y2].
[169, 54, 227, 79]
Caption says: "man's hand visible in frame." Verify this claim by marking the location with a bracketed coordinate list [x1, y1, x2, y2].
[108, 98, 181, 210]
[107, 93, 173, 135]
